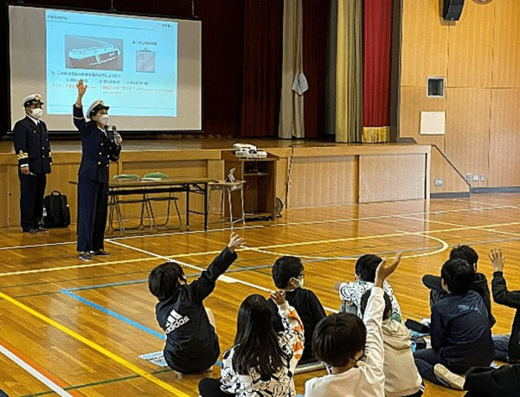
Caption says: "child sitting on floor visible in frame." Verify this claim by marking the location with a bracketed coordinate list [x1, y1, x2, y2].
[334, 253, 402, 322]
[360, 289, 424, 397]
[148, 232, 244, 374]
[487, 248, 520, 363]
[198, 290, 304, 397]
[304, 253, 401, 397]
[413, 258, 494, 387]
[422, 245, 495, 327]
[268, 256, 326, 364]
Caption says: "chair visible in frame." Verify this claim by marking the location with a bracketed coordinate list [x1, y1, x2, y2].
[207, 180, 245, 228]
[108, 174, 153, 233]
[142, 172, 182, 230]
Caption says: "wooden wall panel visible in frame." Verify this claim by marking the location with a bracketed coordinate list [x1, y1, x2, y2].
[289, 156, 358, 208]
[492, 0, 520, 88]
[359, 154, 426, 203]
[399, 86, 446, 149]
[0, 166, 9, 228]
[444, 88, 490, 188]
[401, 0, 449, 87]
[489, 89, 520, 186]
[401, 0, 520, 192]
[447, 0, 494, 87]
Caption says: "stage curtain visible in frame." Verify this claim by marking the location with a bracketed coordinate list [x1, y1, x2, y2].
[335, 0, 363, 143]
[279, 0, 305, 139]
[363, 0, 392, 141]
[302, 0, 329, 139]
[239, 0, 284, 137]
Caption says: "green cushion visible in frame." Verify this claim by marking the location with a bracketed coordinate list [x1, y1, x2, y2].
[143, 172, 169, 179]
[113, 174, 140, 180]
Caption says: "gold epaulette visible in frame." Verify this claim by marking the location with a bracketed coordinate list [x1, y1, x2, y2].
[17, 150, 28, 160]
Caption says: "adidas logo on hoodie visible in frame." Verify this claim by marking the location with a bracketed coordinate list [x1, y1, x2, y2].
[165, 309, 190, 334]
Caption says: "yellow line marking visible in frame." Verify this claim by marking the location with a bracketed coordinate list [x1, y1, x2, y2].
[0, 291, 189, 397]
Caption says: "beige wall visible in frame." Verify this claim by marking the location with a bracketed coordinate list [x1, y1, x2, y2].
[0, 144, 430, 228]
[400, 0, 520, 193]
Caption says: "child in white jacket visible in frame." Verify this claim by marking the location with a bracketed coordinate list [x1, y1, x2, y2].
[305, 253, 401, 397]
[360, 290, 424, 397]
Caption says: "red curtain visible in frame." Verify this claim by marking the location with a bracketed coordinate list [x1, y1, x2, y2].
[363, 0, 393, 127]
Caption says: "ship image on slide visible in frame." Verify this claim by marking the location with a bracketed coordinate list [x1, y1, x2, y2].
[65, 36, 123, 70]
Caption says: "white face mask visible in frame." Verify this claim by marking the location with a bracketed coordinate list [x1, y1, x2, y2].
[30, 108, 43, 119]
[96, 115, 110, 126]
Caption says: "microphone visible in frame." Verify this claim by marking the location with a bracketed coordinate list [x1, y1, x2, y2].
[111, 125, 123, 146]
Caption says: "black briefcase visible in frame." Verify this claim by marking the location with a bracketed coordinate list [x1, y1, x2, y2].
[43, 191, 71, 228]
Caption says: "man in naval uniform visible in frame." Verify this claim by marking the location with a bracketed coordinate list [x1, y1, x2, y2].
[13, 94, 52, 233]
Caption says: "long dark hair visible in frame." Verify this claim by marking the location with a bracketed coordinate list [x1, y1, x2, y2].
[232, 294, 289, 375]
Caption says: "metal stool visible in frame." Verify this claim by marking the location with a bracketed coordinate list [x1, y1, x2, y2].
[207, 181, 246, 228]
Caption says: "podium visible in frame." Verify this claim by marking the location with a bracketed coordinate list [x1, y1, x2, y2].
[221, 151, 278, 221]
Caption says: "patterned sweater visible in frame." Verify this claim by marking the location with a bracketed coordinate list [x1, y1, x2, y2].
[339, 279, 402, 322]
[220, 302, 304, 397]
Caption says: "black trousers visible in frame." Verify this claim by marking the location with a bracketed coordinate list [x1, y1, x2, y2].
[198, 378, 235, 397]
[77, 177, 108, 252]
[19, 173, 46, 231]
[464, 364, 520, 397]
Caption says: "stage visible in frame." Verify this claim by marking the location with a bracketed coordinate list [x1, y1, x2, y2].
[0, 138, 431, 228]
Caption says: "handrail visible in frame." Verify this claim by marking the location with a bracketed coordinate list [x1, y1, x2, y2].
[431, 144, 471, 195]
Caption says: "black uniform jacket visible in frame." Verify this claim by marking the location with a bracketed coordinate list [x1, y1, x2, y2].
[13, 116, 52, 174]
[73, 105, 121, 183]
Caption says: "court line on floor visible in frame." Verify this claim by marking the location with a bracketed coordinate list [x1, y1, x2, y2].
[2, 202, 517, 252]
[0, 291, 190, 396]
[20, 369, 172, 397]
[0, 338, 77, 397]
[3, 218, 520, 280]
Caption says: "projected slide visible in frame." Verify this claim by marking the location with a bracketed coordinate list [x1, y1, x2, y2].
[45, 10, 178, 117]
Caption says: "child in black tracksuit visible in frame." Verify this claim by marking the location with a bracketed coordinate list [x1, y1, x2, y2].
[268, 256, 326, 363]
[148, 233, 244, 374]
[488, 248, 520, 363]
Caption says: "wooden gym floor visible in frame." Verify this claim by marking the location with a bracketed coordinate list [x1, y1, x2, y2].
[2, 194, 520, 396]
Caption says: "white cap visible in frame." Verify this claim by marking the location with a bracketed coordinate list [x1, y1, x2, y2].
[23, 94, 44, 107]
[87, 99, 109, 120]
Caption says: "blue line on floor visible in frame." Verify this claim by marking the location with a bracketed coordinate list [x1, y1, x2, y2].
[61, 289, 165, 339]
[60, 288, 223, 367]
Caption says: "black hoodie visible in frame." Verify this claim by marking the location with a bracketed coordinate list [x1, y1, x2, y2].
[492, 271, 520, 362]
[155, 247, 237, 373]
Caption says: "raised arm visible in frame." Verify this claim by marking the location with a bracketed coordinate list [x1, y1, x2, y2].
[189, 233, 244, 302]
[270, 290, 304, 364]
[489, 249, 520, 308]
[364, 253, 401, 370]
[73, 80, 90, 134]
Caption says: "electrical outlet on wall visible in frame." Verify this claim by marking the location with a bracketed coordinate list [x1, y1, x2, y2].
[466, 173, 472, 182]
[434, 179, 443, 187]
[473, 174, 479, 182]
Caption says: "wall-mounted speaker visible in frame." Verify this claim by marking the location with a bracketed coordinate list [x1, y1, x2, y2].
[443, 0, 465, 21]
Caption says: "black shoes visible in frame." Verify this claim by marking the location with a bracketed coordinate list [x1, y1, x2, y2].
[38, 225, 49, 232]
[91, 249, 110, 256]
[23, 228, 41, 234]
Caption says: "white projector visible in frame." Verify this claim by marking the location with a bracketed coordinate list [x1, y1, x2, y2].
[233, 143, 267, 159]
